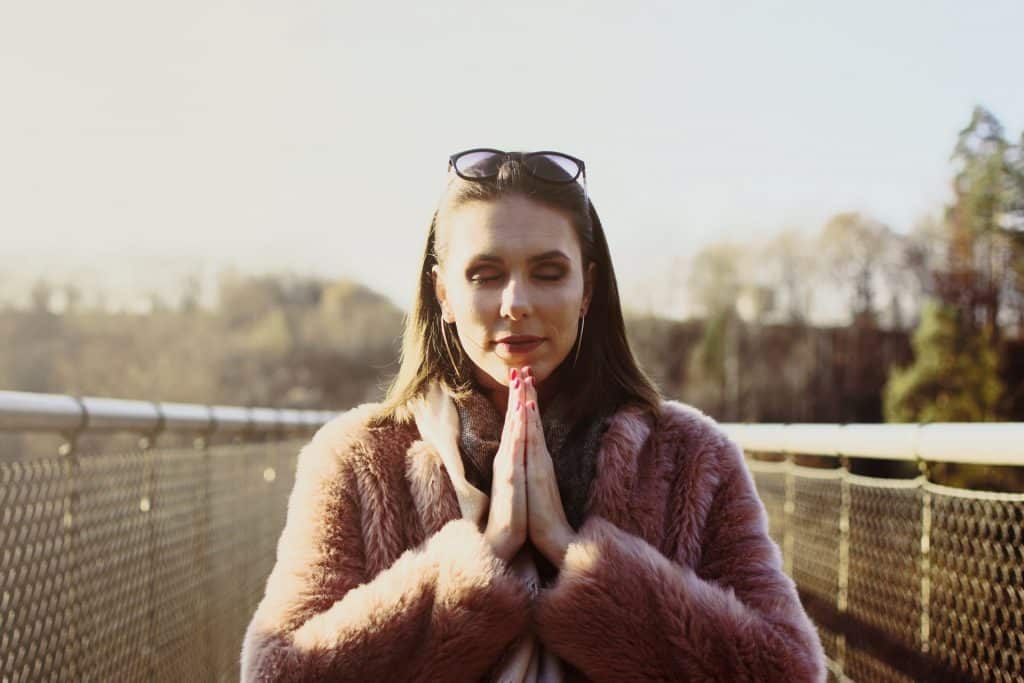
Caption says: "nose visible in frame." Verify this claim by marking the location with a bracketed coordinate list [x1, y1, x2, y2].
[499, 277, 531, 320]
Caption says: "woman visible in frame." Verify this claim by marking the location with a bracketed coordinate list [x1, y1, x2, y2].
[240, 149, 826, 682]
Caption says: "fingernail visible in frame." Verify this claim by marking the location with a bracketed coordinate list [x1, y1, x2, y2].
[510, 368, 518, 380]
[513, 378, 521, 389]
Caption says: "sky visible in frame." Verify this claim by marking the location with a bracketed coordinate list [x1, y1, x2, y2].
[2, 0, 1023, 317]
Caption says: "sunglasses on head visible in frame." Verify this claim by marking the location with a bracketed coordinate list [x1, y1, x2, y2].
[448, 148, 587, 198]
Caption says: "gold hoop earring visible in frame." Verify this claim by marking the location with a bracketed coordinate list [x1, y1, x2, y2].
[572, 315, 585, 368]
[440, 315, 462, 379]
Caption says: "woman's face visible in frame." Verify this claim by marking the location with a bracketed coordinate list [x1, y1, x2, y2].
[433, 194, 595, 391]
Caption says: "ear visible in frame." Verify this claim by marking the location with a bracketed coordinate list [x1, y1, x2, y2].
[431, 264, 454, 323]
[581, 262, 596, 317]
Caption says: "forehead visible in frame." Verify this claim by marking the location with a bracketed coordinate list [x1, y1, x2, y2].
[439, 195, 581, 264]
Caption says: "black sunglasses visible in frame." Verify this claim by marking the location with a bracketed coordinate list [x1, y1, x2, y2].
[448, 149, 587, 195]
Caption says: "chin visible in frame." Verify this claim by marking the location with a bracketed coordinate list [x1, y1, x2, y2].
[478, 360, 547, 387]
[475, 347, 569, 387]
[506, 359, 560, 384]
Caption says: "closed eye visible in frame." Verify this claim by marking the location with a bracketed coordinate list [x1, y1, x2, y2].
[469, 272, 565, 284]
[535, 270, 565, 281]
[467, 268, 500, 283]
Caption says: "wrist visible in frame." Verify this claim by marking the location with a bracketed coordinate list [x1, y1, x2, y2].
[483, 529, 514, 564]
[540, 525, 576, 569]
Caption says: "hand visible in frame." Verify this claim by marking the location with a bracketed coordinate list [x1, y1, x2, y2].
[521, 368, 577, 569]
[482, 368, 529, 563]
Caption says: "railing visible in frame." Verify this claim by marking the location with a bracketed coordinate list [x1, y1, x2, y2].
[720, 421, 1024, 683]
[0, 390, 337, 682]
[3, 390, 1022, 683]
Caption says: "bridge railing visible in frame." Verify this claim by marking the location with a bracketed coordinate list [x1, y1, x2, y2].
[3, 389, 1022, 682]
[0, 390, 337, 682]
[720, 421, 1024, 683]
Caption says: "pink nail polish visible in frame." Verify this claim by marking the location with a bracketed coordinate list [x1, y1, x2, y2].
[510, 368, 518, 380]
[513, 378, 521, 389]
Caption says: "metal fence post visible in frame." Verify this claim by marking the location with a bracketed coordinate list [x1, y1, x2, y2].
[917, 455, 932, 656]
[58, 397, 87, 681]
[58, 431, 80, 681]
[837, 454, 851, 676]
[195, 430, 213, 679]
[783, 451, 794, 577]
[139, 431, 157, 680]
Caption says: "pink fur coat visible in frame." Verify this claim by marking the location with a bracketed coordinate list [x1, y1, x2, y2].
[240, 399, 827, 682]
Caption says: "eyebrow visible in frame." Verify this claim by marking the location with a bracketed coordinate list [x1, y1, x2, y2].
[471, 250, 572, 264]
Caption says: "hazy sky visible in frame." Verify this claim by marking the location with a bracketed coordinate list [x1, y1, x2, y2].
[3, 0, 1023, 316]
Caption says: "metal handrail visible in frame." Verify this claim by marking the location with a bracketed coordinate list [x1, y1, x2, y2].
[0, 389, 339, 436]
[720, 421, 1024, 466]
[4, 390, 1021, 465]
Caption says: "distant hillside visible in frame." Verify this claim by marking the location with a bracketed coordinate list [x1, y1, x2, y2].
[0, 273, 405, 409]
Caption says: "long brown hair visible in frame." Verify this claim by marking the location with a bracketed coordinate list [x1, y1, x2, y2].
[373, 155, 661, 427]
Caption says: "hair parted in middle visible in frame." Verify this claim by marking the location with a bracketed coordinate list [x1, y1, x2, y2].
[372, 154, 661, 428]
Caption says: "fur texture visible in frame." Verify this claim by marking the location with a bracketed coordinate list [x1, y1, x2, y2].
[240, 400, 827, 682]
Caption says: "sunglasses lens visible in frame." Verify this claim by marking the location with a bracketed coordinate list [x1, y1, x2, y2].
[524, 153, 581, 183]
[453, 150, 504, 179]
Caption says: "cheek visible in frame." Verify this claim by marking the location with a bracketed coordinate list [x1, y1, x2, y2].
[548, 282, 583, 314]
[540, 290, 583, 332]
[449, 289, 499, 332]
[465, 290, 499, 321]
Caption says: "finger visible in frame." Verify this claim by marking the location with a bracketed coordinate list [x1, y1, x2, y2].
[515, 423, 528, 520]
[492, 405, 514, 481]
[506, 369, 519, 415]
[514, 402, 527, 472]
[500, 377, 522, 441]
[522, 379, 531, 438]
[501, 407, 517, 484]
[524, 377, 541, 432]
[525, 403, 540, 484]
[505, 376, 518, 423]
[504, 395, 525, 456]
[509, 379, 522, 439]
[525, 375, 538, 411]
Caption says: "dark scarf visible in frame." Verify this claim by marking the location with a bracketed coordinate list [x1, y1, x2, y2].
[452, 377, 616, 582]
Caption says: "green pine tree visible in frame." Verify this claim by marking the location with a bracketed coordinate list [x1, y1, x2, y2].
[883, 300, 1004, 422]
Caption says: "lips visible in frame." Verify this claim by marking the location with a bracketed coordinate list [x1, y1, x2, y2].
[497, 335, 544, 344]
[495, 335, 545, 354]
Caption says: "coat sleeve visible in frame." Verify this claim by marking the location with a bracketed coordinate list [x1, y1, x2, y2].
[532, 430, 827, 683]
[240, 409, 532, 682]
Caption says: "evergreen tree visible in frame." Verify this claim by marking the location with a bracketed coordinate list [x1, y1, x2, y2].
[884, 300, 1003, 422]
[941, 106, 1024, 338]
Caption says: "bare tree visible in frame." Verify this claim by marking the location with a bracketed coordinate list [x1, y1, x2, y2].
[819, 212, 904, 326]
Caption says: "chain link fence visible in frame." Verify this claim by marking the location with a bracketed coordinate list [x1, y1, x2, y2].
[4, 391, 1023, 683]
[747, 456, 1024, 683]
[0, 391, 328, 682]
[1, 434, 305, 682]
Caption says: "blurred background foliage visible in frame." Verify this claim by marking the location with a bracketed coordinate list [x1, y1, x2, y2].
[1, 273, 405, 410]
[3, 107, 1023, 489]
